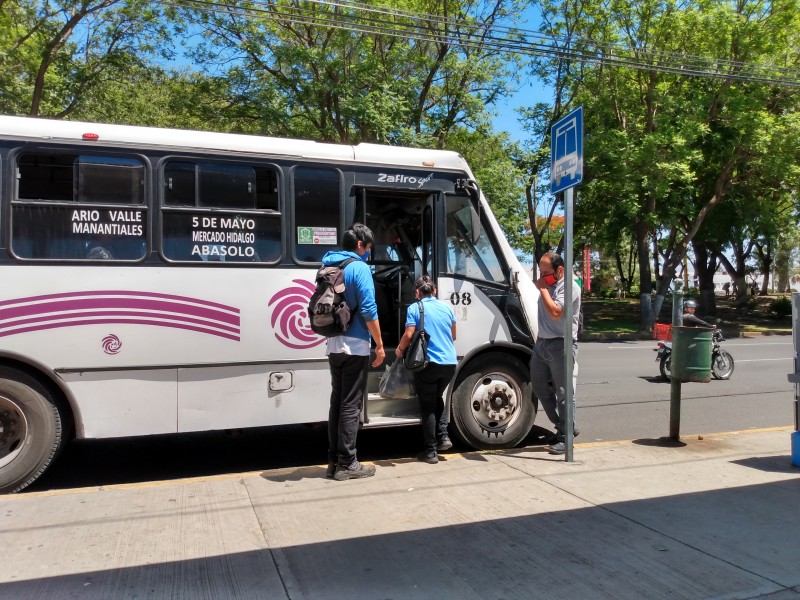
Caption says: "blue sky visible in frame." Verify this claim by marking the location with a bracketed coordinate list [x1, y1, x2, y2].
[491, 80, 553, 143]
[487, 4, 553, 143]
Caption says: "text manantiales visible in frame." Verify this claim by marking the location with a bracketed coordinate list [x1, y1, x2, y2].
[71, 209, 144, 237]
[72, 222, 143, 236]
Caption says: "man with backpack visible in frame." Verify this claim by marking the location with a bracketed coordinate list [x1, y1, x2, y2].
[319, 224, 385, 480]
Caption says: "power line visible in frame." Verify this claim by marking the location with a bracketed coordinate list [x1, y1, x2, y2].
[168, 0, 800, 87]
[313, 0, 800, 80]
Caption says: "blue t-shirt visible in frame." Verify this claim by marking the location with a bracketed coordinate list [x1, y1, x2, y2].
[405, 297, 457, 365]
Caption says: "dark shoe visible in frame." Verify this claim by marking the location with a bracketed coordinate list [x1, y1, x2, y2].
[547, 428, 579, 446]
[436, 437, 453, 452]
[325, 462, 337, 479]
[417, 451, 438, 464]
[333, 460, 376, 481]
[548, 442, 566, 455]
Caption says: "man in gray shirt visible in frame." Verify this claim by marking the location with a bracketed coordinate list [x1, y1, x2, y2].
[530, 252, 581, 455]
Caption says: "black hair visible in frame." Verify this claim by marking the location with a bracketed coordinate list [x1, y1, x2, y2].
[341, 223, 374, 251]
[543, 252, 564, 271]
[414, 275, 436, 297]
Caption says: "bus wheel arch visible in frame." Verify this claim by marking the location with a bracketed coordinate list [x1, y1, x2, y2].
[449, 350, 534, 450]
[0, 364, 73, 493]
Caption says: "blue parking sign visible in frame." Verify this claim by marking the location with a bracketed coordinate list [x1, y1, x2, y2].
[551, 106, 583, 194]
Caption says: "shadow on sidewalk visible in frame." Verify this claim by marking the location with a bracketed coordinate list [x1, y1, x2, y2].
[4, 479, 800, 599]
[732, 455, 799, 474]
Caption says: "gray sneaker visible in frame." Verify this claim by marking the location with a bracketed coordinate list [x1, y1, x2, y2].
[333, 460, 376, 481]
[417, 451, 439, 464]
[436, 437, 453, 452]
[548, 429, 579, 446]
[548, 442, 566, 455]
[325, 462, 337, 479]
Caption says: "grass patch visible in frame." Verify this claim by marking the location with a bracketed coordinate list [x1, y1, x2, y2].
[581, 295, 792, 338]
[583, 298, 640, 335]
[584, 316, 640, 335]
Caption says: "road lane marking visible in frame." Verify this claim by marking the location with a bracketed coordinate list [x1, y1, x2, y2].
[731, 342, 792, 346]
[736, 358, 792, 363]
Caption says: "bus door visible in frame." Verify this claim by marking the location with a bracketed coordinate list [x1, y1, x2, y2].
[356, 187, 436, 424]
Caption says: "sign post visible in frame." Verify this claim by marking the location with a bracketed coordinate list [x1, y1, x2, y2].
[788, 293, 800, 466]
[550, 106, 583, 462]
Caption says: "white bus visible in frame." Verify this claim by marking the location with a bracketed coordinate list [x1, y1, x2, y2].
[0, 116, 540, 492]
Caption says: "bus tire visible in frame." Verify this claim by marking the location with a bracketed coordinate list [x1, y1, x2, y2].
[0, 368, 67, 493]
[450, 354, 535, 450]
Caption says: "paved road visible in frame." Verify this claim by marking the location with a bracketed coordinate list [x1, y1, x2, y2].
[575, 336, 795, 442]
[24, 336, 796, 493]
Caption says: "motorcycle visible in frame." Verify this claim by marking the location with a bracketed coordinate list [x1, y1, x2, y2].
[655, 328, 734, 382]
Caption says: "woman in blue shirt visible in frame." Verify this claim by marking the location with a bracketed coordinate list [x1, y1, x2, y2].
[395, 275, 457, 464]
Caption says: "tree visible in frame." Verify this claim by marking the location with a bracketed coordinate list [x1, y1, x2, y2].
[175, 0, 528, 144]
[444, 127, 529, 249]
[532, 0, 800, 329]
[0, 0, 172, 118]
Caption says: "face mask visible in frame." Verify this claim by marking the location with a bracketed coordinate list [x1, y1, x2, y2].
[542, 273, 558, 287]
[361, 250, 370, 262]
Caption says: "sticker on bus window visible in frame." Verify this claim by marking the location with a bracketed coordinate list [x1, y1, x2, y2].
[298, 226, 337, 245]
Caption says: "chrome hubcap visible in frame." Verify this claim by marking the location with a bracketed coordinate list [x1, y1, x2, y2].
[469, 372, 523, 433]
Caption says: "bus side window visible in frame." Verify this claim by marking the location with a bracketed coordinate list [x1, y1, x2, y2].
[443, 195, 506, 283]
[12, 152, 147, 261]
[160, 160, 282, 264]
[293, 167, 341, 263]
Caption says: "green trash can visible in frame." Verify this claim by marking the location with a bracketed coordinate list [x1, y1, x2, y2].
[672, 326, 713, 383]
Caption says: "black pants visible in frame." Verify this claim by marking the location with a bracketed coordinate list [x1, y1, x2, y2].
[413, 363, 456, 453]
[328, 353, 369, 467]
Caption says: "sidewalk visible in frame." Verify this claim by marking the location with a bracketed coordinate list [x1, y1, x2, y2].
[1, 427, 799, 600]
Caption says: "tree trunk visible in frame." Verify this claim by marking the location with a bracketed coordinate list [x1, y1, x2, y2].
[635, 221, 653, 331]
[691, 239, 717, 315]
[775, 237, 791, 293]
[756, 239, 773, 296]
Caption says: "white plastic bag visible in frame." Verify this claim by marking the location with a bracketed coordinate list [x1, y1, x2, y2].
[378, 360, 416, 399]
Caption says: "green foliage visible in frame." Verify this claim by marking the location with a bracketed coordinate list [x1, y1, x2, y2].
[175, 0, 526, 145]
[3, 0, 799, 267]
[534, 0, 800, 328]
[444, 128, 529, 247]
[0, 1, 173, 118]
[768, 296, 793, 319]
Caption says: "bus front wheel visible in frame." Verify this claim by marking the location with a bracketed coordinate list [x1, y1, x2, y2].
[450, 355, 535, 450]
[0, 368, 67, 494]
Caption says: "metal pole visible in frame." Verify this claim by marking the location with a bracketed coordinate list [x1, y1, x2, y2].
[564, 187, 575, 462]
[794, 293, 800, 432]
[669, 280, 684, 440]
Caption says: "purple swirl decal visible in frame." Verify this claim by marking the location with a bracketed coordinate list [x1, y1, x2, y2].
[102, 333, 122, 355]
[268, 280, 324, 349]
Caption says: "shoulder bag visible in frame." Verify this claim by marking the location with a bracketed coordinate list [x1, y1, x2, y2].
[404, 301, 430, 372]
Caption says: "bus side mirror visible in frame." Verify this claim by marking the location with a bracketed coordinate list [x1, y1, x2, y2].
[462, 180, 482, 244]
[468, 205, 481, 245]
[454, 179, 482, 244]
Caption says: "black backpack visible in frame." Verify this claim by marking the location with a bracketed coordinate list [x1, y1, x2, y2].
[308, 258, 358, 337]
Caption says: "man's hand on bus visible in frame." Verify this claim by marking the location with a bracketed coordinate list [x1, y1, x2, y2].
[365, 319, 385, 367]
[372, 345, 385, 367]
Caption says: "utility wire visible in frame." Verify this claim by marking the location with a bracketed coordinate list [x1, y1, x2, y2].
[311, 0, 800, 78]
[168, 0, 800, 87]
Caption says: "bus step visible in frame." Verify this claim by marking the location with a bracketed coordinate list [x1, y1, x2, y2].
[362, 416, 421, 428]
